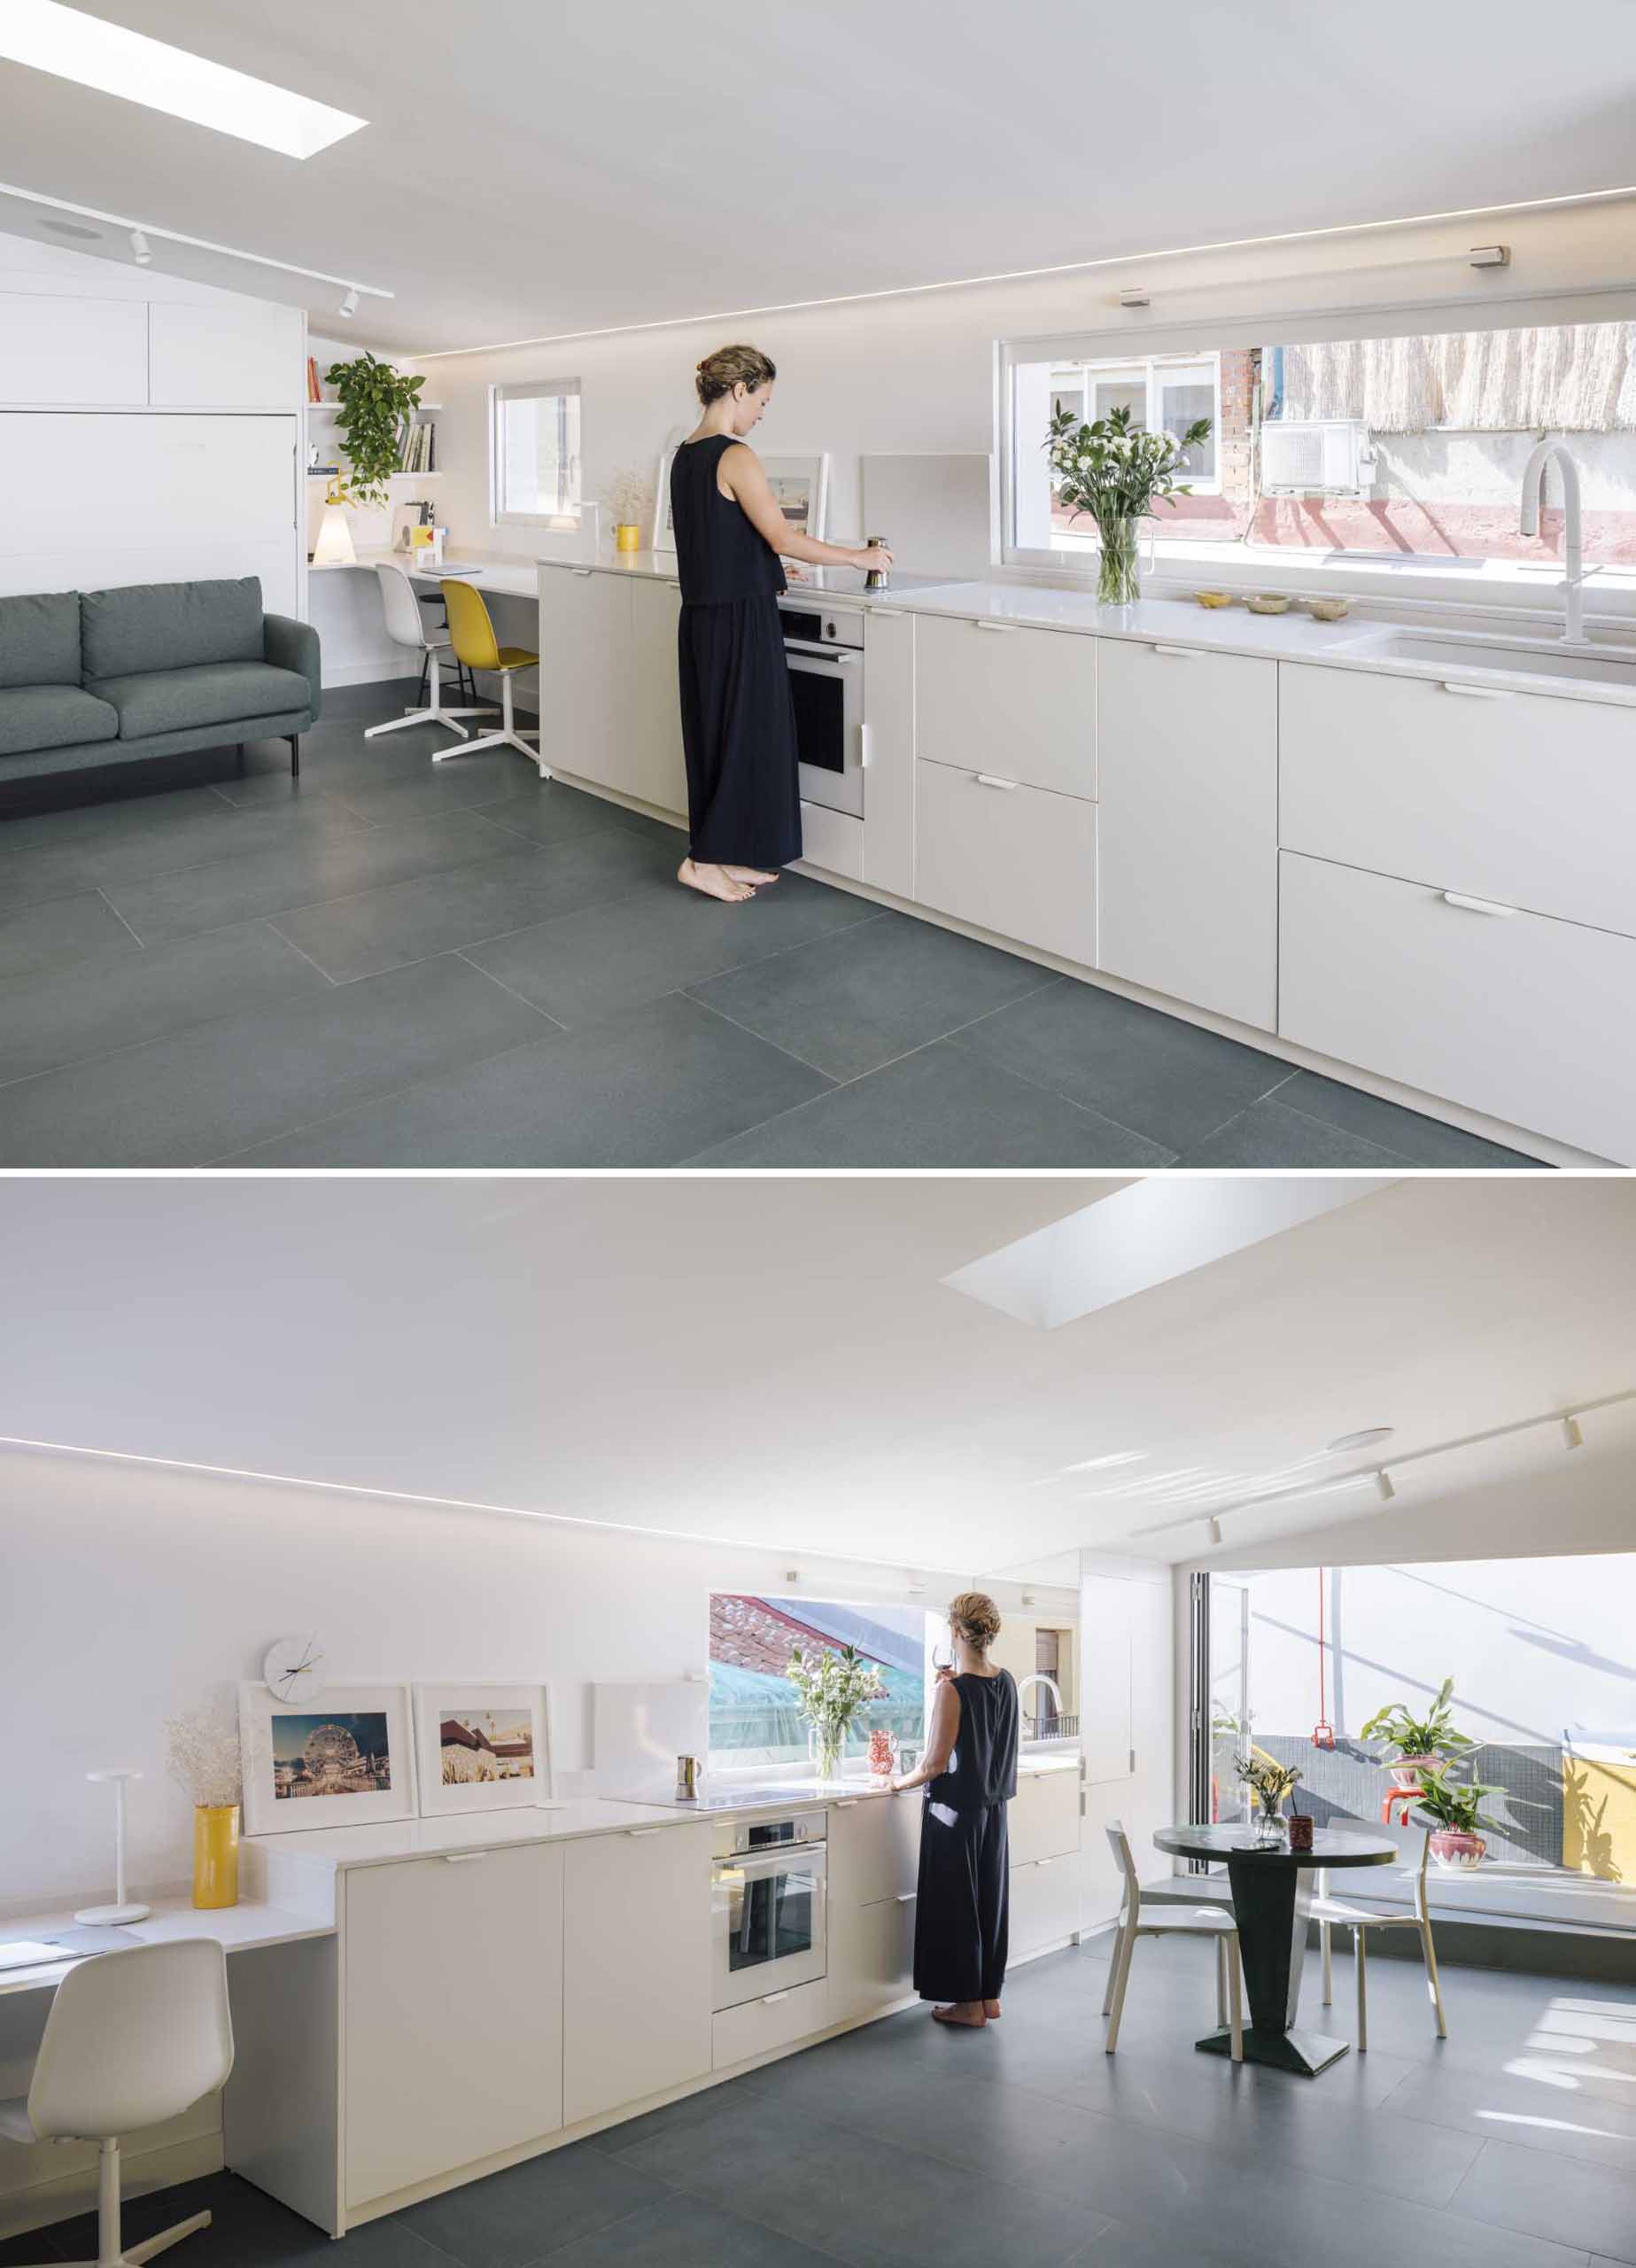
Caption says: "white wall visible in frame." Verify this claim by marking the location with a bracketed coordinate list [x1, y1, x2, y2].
[405, 197, 1636, 599]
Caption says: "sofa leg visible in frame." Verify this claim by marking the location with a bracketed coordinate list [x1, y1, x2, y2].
[288, 735, 300, 780]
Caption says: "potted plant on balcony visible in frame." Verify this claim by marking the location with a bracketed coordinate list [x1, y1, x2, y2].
[1415, 1766, 1500, 1869]
[1360, 1678, 1477, 1789]
[785, 1642, 886, 1784]
[1043, 401, 1212, 608]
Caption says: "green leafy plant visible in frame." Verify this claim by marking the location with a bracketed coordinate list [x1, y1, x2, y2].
[1043, 400, 1212, 605]
[785, 1643, 886, 1776]
[323, 351, 424, 509]
[1414, 1766, 1501, 1838]
[1234, 1754, 1300, 1812]
[1360, 1678, 1477, 1763]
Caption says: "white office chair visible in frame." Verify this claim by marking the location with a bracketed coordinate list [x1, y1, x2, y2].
[1313, 1821, 1446, 2050]
[0, 1940, 235, 2265]
[1102, 1821, 1244, 2060]
[364, 563, 494, 742]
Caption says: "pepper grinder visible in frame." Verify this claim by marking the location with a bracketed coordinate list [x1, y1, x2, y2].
[864, 535, 890, 592]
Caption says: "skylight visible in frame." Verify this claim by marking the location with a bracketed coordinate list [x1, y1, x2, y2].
[0, 3, 366, 159]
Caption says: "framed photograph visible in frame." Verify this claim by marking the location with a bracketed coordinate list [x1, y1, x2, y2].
[413, 1684, 554, 1815]
[651, 449, 829, 553]
[238, 1682, 416, 1837]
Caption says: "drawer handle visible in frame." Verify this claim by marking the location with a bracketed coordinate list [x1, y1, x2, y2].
[868, 606, 906, 618]
[572, 568, 593, 577]
[835, 1798, 858, 1807]
[1441, 889, 1518, 919]
[762, 1989, 792, 2005]
[626, 1827, 665, 1837]
[895, 1892, 918, 1904]
[1439, 680, 1512, 700]
[1151, 644, 1201, 658]
[442, 1852, 488, 1863]
[973, 619, 1019, 633]
[974, 773, 1020, 790]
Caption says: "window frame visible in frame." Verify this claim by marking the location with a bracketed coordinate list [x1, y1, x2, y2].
[490, 376, 583, 530]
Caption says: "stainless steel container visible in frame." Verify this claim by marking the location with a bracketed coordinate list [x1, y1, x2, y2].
[864, 536, 889, 591]
[675, 1753, 701, 1800]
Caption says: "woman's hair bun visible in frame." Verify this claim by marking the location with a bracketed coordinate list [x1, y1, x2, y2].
[947, 1590, 1002, 1649]
[694, 342, 777, 406]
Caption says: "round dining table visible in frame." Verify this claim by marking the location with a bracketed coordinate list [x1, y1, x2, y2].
[1152, 1822, 1398, 2077]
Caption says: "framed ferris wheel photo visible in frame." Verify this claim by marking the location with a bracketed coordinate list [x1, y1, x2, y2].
[239, 1681, 417, 1837]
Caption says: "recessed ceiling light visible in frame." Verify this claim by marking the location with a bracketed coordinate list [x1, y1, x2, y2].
[0, 2, 367, 159]
[1328, 1426, 1394, 1453]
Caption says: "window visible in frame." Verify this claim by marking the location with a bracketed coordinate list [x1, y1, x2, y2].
[492, 377, 581, 526]
[708, 1595, 934, 1772]
[1006, 317, 1636, 582]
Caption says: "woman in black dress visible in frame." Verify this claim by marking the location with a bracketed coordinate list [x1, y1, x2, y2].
[893, 1591, 1020, 2028]
[670, 344, 892, 905]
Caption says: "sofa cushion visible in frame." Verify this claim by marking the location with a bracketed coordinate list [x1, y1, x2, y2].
[0, 684, 119, 757]
[81, 577, 264, 679]
[0, 592, 81, 689]
[88, 661, 311, 741]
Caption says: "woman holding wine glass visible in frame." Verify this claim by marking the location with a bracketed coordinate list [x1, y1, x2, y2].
[892, 1592, 1020, 2028]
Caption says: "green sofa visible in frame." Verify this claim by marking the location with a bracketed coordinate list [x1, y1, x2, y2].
[0, 576, 321, 790]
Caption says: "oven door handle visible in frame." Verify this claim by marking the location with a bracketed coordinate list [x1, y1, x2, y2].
[784, 641, 860, 663]
[715, 1846, 826, 1883]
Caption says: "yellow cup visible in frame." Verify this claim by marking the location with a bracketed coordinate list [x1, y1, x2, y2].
[614, 523, 641, 553]
[192, 1804, 240, 1910]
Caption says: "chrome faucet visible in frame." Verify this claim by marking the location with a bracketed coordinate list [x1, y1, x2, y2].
[1016, 1672, 1065, 1732]
[1519, 438, 1586, 644]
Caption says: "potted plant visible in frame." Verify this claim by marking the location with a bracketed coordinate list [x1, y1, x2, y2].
[1415, 1766, 1500, 1869]
[1043, 401, 1212, 607]
[784, 1642, 886, 1783]
[607, 469, 651, 554]
[1360, 1677, 1477, 1789]
[323, 350, 426, 510]
[1234, 1753, 1301, 1848]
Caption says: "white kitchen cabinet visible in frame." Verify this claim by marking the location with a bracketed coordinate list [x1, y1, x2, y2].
[1280, 662, 1636, 942]
[148, 298, 300, 408]
[1097, 640, 1277, 1029]
[626, 576, 689, 817]
[0, 292, 148, 406]
[537, 567, 633, 792]
[1279, 850, 1636, 1162]
[829, 1890, 917, 2023]
[915, 758, 1097, 965]
[342, 1845, 563, 2210]
[827, 1795, 919, 1908]
[1079, 1573, 1135, 1788]
[796, 799, 865, 881]
[711, 1975, 830, 2069]
[914, 612, 1097, 802]
[1009, 1768, 1081, 1868]
[1009, 1852, 1080, 1959]
[562, 1822, 714, 2125]
[861, 608, 917, 897]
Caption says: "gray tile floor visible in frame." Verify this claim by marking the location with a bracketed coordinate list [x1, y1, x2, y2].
[9, 1933, 1632, 2267]
[0, 685, 1541, 1168]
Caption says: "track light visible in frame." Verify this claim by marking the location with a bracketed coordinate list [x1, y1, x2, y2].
[128, 228, 151, 266]
[1562, 1414, 1585, 1450]
[338, 285, 359, 319]
[1207, 1516, 1223, 1546]
[1374, 1470, 1396, 1503]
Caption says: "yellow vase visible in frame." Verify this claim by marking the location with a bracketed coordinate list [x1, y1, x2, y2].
[614, 523, 641, 553]
[192, 1805, 240, 1910]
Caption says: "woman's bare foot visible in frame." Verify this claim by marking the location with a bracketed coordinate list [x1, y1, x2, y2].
[932, 2001, 988, 2028]
[724, 866, 779, 885]
[983, 1999, 1003, 2020]
[678, 858, 752, 904]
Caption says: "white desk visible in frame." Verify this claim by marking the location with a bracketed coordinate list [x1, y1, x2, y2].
[308, 548, 545, 599]
[0, 1899, 334, 1999]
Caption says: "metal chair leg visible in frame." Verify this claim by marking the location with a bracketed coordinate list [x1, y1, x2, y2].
[1226, 1934, 1244, 2062]
[1215, 1936, 1228, 2031]
[1355, 1924, 1368, 2052]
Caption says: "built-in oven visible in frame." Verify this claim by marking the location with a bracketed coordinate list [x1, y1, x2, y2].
[779, 602, 865, 819]
[710, 1810, 827, 2012]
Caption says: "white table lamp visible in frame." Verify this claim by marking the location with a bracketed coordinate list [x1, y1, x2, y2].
[74, 1769, 151, 1924]
[313, 501, 356, 567]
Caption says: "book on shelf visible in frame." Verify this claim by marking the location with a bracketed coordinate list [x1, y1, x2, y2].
[306, 355, 322, 403]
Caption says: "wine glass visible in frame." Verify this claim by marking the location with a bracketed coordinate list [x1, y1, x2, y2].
[931, 1640, 955, 1681]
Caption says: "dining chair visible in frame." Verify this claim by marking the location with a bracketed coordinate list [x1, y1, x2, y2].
[0, 1939, 235, 2265]
[1102, 1821, 1244, 2059]
[438, 579, 548, 773]
[1313, 1820, 1447, 2049]
[364, 563, 495, 742]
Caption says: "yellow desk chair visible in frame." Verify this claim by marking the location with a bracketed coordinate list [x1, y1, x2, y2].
[436, 579, 548, 776]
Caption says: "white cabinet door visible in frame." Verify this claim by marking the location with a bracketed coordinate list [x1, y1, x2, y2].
[829, 1891, 917, 2023]
[711, 1975, 831, 2069]
[627, 576, 688, 818]
[827, 1795, 919, 1909]
[862, 608, 916, 897]
[915, 613, 1097, 802]
[1009, 1853, 1080, 1959]
[1281, 662, 1636, 941]
[1097, 640, 1277, 1029]
[562, 1822, 714, 2126]
[149, 299, 301, 408]
[537, 568, 633, 793]
[343, 1845, 563, 2210]
[1279, 850, 1636, 1162]
[1080, 1573, 1134, 1788]
[915, 758, 1097, 965]
[1009, 1770, 1081, 1868]
[0, 293, 148, 405]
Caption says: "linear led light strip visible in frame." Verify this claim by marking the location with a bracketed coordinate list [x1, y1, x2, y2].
[0, 178, 391, 307]
[407, 181, 1636, 360]
[1130, 1386, 1636, 1547]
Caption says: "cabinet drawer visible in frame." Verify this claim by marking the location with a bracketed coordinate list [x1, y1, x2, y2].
[1010, 1769, 1081, 1867]
[828, 1794, 918, 1908]
[830, 1891, 917, 2024]
[711, 1976, 831, 2069]
[1279, 850, 1636, 1161]
[795, 799, 865, 881]
[1010, 1853, 1079, 1959]
[916, 758, 1097, 966]
[1280, 662, 1636, 939]
[915, 612, 1096, 801]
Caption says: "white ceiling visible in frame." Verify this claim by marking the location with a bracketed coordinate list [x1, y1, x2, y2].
[2, 1175, 1632, 1573]
[1, 2, 1634, 351]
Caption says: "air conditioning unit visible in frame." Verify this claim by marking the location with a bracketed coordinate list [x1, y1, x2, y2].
[1260, 418, 1375, 496]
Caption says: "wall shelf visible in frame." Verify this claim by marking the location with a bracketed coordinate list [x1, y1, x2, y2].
[306, 401, 446, 413]
[306, 470, 443, 480]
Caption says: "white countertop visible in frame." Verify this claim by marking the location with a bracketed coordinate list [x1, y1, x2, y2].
[309, 548, 545, 600]
[247, 1795, 693, 1870]
[0, 1898, 333, 1996]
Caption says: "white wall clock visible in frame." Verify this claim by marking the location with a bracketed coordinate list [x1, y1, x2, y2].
[262, 1635, 326, 1705]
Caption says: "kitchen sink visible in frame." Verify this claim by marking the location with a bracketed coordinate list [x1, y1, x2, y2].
[1343, 630, 1636, 688]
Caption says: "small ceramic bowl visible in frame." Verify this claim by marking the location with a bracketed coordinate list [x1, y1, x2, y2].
[1193, 589, 1235, 609]
[1245, 593, 1291, 615]
[1306, 597, 1353, 623]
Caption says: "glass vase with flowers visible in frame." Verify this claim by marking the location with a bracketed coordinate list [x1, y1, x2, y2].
[1043, 401, 1213, 607]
